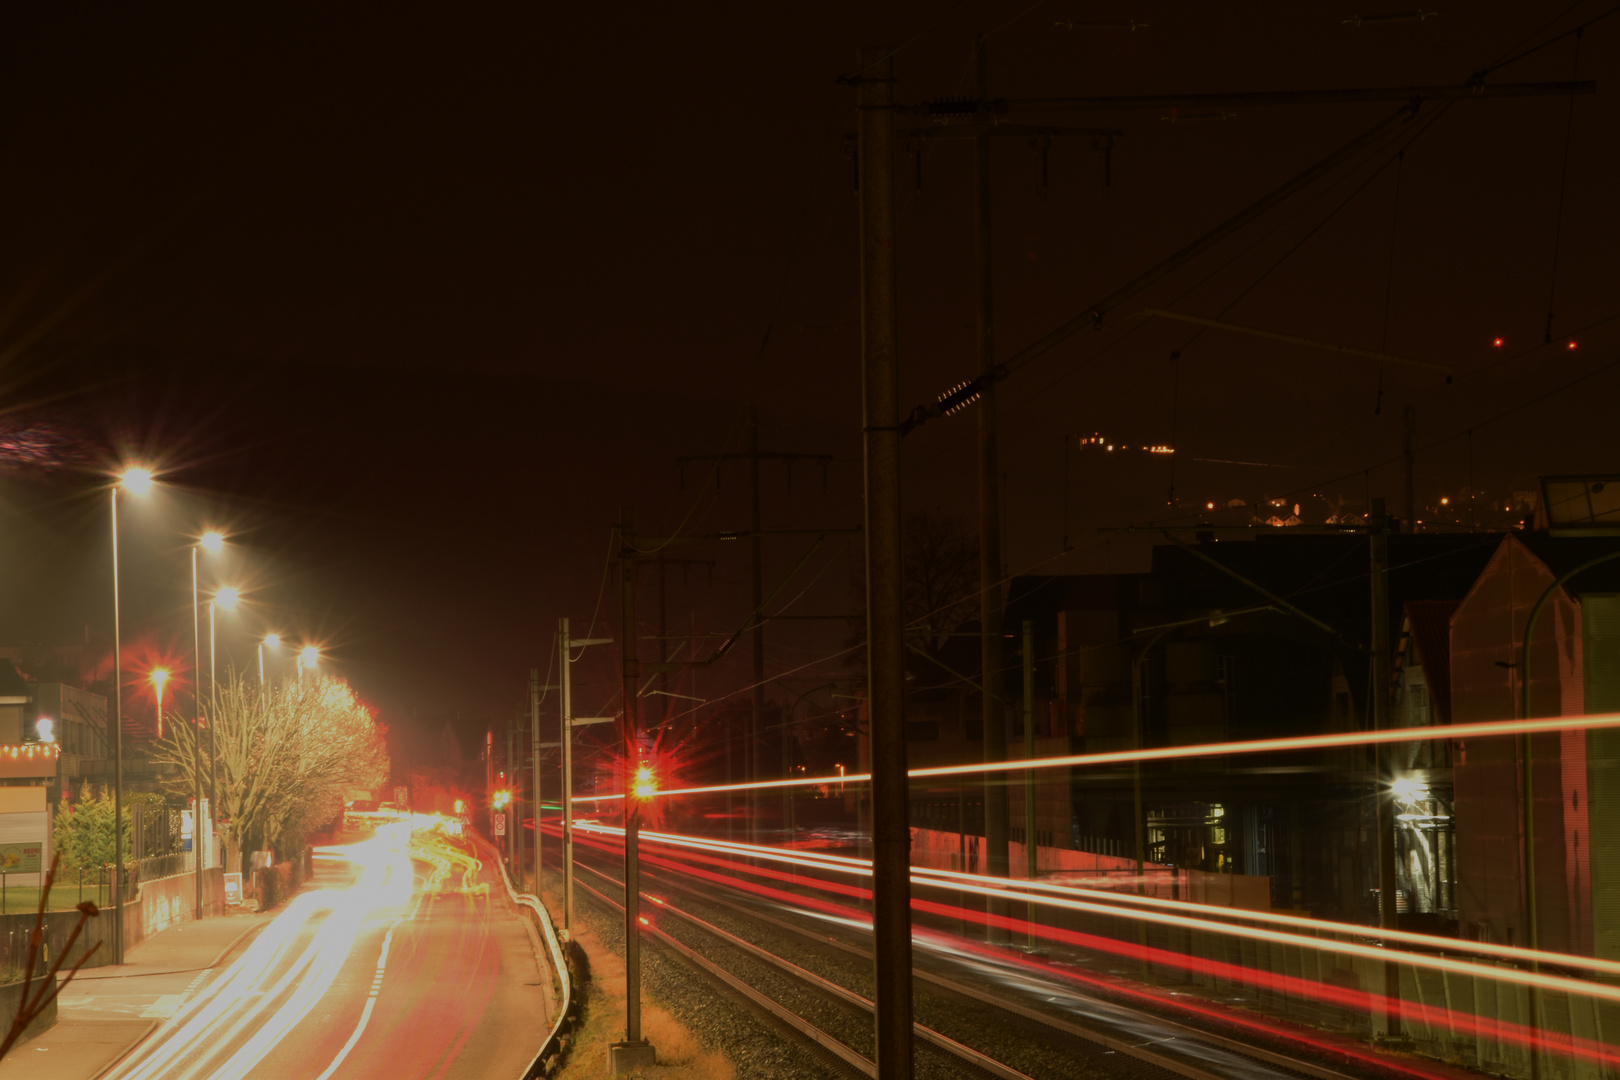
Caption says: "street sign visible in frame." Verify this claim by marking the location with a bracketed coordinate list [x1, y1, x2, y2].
[493, 814, 505, 836]
[0, 843, 41, 874]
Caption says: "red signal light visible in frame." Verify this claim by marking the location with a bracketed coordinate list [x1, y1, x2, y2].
[1567, 341, 1578, 350]
[1492, 337, 1504, 347]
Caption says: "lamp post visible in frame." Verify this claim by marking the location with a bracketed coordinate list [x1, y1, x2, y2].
[259, 633, 281, 688]
[297, 645, 319, 680]
[149, 668, 170, 739]
[209, 586, 240, 835]
[111, 465, 156, 964]
[191, 531, 222, 917]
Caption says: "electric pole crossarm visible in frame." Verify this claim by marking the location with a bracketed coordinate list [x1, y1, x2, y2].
[898, 124, 1123, 139]
[903, 79, 1594, 115]
[643, 535, 832, 672]
[631, 528, 860, 548]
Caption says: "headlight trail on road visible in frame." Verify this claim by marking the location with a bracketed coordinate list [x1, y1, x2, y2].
[107, 823, 420, 1080]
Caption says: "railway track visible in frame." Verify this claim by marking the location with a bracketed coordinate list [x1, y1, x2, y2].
[565, 835, 1398, 1080]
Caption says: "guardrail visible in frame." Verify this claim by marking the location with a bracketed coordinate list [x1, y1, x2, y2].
[480, 833, 574, 1079]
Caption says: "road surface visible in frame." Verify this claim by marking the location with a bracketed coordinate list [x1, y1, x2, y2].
[100, 821, 551, 1080]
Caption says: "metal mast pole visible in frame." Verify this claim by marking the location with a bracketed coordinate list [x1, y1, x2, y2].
[506, 720, 516, 869]
[208, 602, 217, 833]
[613, 511, 655, 1071]
[560, 619, 575, 933]
[748, 404, 765, 845]
[1370, 497, 1402, 1038]
[1022, 619, 1038, 948]
[974, 37, 1011, 945]
[531, 667, 542, 891]
[858, 44, 914, 1080]
[192, 547, 204, 918]
[110, 489, 125, 966]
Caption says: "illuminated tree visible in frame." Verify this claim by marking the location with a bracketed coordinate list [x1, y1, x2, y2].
[154, 673, 389, 871]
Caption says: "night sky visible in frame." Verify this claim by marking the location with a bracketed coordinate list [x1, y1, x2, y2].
[0, 2, 1614, 754]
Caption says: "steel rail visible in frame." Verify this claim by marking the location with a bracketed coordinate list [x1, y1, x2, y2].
[573, 859, 1039, 1080]
[640, 874, 1366, 1080]
[571, 842, 1366, 1080]
[572, 874, 875, 1078]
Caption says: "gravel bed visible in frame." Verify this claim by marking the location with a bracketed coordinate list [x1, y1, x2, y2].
[560, 863, 852, 1080]
[633, 858, 1177, 1080]
[572, 845, 1371, 1080]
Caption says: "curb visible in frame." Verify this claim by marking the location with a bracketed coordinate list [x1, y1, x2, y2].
[71, 917, 272, 981]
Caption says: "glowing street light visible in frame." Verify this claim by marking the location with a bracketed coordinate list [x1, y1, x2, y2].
[297, 645, 320, 678]
[199, 530, 224, 554]
[150, 667, 171, 740]
[35, 718, 54, 744]
[119, 466, 155, 496]
[109, 463, 158, 963]
[258, 633, 281, 686]
[214, 585, 240, 611]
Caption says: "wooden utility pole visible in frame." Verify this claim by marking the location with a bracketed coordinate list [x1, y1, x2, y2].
[974, 36, 1012, 948]
[858, 45, 913, 1080]
[1369, 498, 1402, 1038]
[612, 510, 656, 1073]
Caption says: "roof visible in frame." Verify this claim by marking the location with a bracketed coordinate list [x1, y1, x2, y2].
[1405, 599, 1458, 723]
[0, 660, 29, 701]
[1514, 533, 1620, 593]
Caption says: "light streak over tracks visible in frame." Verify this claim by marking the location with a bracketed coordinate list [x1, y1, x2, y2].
[577, 710, 1620, 798]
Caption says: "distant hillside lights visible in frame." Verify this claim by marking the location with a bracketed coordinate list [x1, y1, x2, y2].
[1076, 433, 1175, 454]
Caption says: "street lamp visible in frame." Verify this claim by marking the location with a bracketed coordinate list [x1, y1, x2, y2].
[259, 633, 281, 686]
[149, 667, 170, 739]
[297, 644, 319, 678]
[191, 530, 225, 917]
[209, 584, 241, 853]
[110, 465, 156, 964]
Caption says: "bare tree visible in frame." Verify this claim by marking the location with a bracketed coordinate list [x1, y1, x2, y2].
[154, 674, 389, 871]
[850, 509, 981, 684]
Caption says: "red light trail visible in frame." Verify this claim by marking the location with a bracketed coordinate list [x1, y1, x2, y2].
[572, 823, 1620, 1010]
[571, 826, 1620, 1073]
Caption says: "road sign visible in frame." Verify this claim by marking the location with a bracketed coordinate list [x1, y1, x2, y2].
[493, 814, 505, 836]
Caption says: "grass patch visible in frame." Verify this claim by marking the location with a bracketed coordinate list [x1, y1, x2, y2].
[532, 875, 732, 1080]
[0, 881, 109, 914]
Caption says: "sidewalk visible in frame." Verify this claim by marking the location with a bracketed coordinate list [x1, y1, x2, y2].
[0, 911, 275, 1080]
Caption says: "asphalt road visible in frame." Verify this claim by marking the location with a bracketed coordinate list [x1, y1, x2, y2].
[101, 822, 551, 1080]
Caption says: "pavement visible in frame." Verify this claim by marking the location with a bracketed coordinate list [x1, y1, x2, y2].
[0, 909, 276, 1080]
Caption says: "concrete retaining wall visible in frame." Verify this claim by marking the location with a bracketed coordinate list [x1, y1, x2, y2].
[0, 868, 225, 974]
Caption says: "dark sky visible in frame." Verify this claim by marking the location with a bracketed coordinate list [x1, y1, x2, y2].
[0, 2, 1614, 749]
